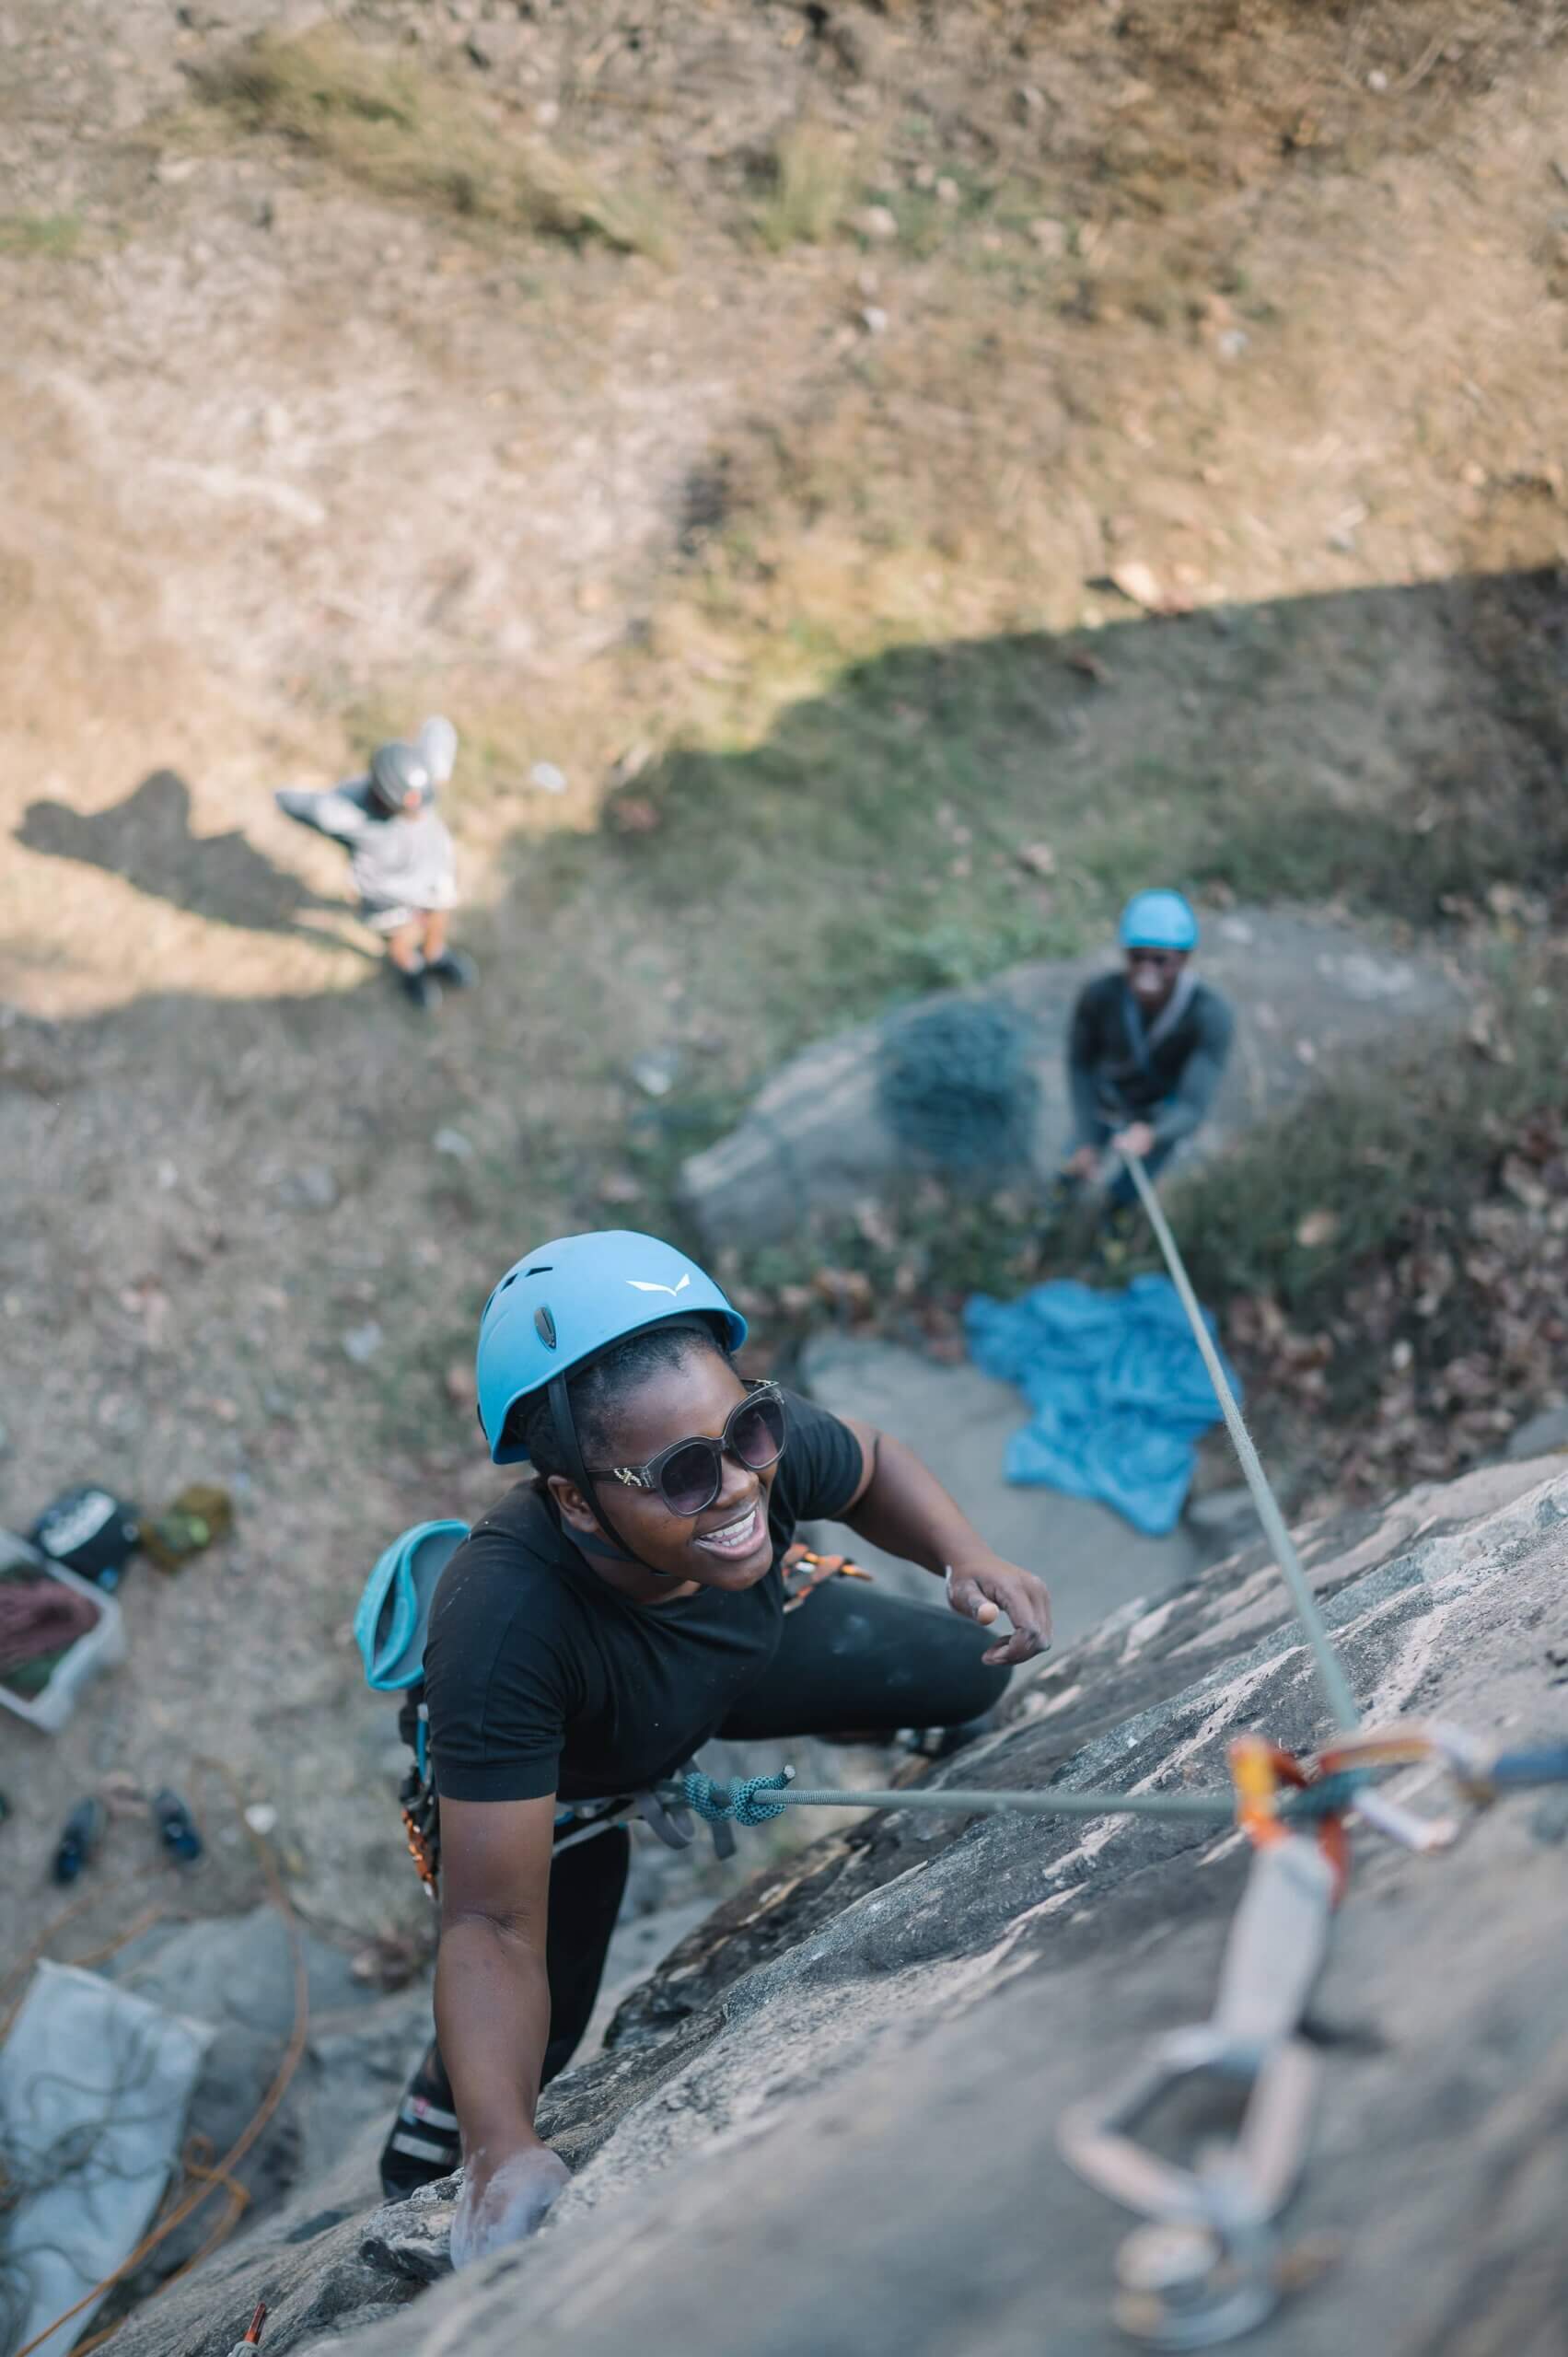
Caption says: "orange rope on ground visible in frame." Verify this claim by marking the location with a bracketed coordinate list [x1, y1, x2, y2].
[11, 1765, 311, 2357]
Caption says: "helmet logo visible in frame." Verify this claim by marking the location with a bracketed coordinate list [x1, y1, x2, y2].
[626, 1274, 691, 1300]
[534, 1305, 557, 1348]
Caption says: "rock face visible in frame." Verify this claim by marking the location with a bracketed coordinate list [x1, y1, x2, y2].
[107, 1457, 1568, 2357]
[678, 909, 1464, 1248]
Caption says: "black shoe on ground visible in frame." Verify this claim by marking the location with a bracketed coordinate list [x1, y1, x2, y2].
[380, 2038, 461, 2199]
[424, 948, 478, 991]
[396, 964, 443, 1013]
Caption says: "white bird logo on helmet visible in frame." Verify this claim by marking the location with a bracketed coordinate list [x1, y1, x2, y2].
[625, 1274, 691, 1298]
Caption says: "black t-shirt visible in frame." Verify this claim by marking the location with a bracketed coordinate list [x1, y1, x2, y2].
[424, 1389, 865, 1805]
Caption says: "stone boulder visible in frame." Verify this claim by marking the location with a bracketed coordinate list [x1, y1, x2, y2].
[678, 909, 1464, 1248]
[105, 1457, 1568, 2357]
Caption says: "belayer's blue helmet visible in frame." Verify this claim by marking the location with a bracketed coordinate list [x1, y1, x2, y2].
[1119, 888, 1199, 955]
[476, 1230, 747, 1467]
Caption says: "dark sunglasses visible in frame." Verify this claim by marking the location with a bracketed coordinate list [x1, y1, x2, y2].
[587, 1381, 788, 1518]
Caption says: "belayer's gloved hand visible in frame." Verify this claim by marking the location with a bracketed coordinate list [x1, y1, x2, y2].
[945, 1557, 1053, 1666]
[449, 2141, 571, 2270]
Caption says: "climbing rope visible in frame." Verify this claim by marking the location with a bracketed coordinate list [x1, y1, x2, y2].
[1121, 1150, 1362, 1733]
[671, 1766, 1371, 1832]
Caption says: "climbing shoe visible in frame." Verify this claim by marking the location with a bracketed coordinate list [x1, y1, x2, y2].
[396, 965, 442, 1014]
[380, 2038, 461, 2199]
[424, 948, 478, 991]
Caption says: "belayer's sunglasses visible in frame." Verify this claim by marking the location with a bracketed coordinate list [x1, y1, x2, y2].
[587, 1381, 788, 1517]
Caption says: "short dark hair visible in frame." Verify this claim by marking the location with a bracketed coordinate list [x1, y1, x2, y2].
[502, 1318, 731, 1483]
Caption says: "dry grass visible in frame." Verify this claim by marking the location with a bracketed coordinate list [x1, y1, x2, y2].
[194, 27, 672, 261]
[0, 212, 82, 257]
[755, 122, 856, 251]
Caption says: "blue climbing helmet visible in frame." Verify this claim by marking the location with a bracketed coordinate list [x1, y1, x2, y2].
[1119, 888, 1199, 955]
[476, 1230, 748, 1466]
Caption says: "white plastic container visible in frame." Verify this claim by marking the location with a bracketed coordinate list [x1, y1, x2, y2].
[0, 1527, 127, 1734]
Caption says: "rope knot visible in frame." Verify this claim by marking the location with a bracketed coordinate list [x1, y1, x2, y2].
[680, 1769, 792, 1828]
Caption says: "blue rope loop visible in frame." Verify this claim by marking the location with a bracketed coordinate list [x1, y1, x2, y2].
[682, 1769, 792, 1828]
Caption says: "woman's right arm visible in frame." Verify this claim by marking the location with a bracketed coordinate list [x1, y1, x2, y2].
[436, 1792, 572, 2265]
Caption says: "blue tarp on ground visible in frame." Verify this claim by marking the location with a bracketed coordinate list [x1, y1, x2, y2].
[963, 1273, 1238, 1537]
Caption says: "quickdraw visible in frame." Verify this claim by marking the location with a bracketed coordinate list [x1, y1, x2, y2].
[1058, 1739, 1353, 2349]
[781, 1543, 874, 1613]
[399, 1762, 441, 1902]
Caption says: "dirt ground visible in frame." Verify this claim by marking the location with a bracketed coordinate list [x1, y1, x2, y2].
[3, 0, 1567, 1994]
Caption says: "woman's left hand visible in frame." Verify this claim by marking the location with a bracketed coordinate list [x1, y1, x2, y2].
[944, 1556, 1053, 1666]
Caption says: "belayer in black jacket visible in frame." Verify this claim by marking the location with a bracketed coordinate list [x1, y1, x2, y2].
[1061, 888, 1233, 1209]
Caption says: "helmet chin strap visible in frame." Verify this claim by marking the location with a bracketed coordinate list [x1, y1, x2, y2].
[546, 1373, 678, 1579]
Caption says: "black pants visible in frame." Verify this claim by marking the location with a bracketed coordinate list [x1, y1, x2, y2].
[380, 1581, 1006, 2194]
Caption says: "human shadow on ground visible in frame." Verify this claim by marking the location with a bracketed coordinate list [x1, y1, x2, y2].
[17, 768, 371, 948]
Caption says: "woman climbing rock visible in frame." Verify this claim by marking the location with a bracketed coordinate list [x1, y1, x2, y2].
[379, 1229, 1053, 2267]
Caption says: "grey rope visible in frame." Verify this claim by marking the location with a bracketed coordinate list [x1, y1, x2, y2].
[772, 1782, 1230, 1821]
[668, 1768, 1371, 1829]
[1121, 1151, 1362, 1732]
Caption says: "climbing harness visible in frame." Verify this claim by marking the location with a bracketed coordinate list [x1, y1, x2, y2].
[386, 1547, 879, 1899]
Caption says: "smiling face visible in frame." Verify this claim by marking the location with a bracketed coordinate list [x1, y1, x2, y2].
[549, 1344, 779, 1594]
[1124, 945, 1185, 1012]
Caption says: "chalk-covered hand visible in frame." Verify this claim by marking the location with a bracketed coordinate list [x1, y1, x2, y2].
[945, 1556, 1053, 1666]
[450, 2141, 571, 2270]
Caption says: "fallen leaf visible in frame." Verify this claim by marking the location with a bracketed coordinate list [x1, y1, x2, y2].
[1016, 842, 1057, 878]
[1295, 1209, 1340, 1249]
[612, 796, 661, 834]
